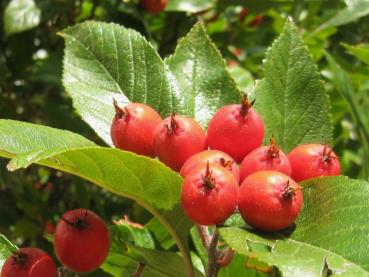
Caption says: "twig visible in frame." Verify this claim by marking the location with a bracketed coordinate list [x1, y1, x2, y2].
[58, 267, 78, 277]
[131, 262, 145, 277]
[206, 228, 220, 277]
[196, 224, 211, 248]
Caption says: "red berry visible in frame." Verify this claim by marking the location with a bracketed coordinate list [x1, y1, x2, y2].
[180, 150, 240, 182]
[239, 136, 291, 182]
[207, 96, 265, 163]
[1, 248, 57, 277]
[239, 8, 248, 22]
[111, 100, 162, 157]
[238, 171, 303, 231]
[181, 163, 239, 225]
[154, 113, 207, 171]
[288, 144, 340, 182]
[54, 209, 110, 273]
[249, 15, 263, 27]
[140, 0, 168, 14]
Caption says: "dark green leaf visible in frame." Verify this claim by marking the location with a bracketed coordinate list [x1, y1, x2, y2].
[102, 224, 203, 277]
[165, 23, 241, 127]
[291, 176, 369, 271]
[4, 0, 41, 35]
[254, 19, 332, 152]
[220, 227, 368, 276]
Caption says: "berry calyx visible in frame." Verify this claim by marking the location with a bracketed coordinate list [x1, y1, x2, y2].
[207, 95, 265, 163]
[139, 0, 168, 14]
[1, 248, 57, 277]
[180, 150, 240, 181]
[287, 143, 341, 182]
[238, 171, 303, 231]
[181, 163, 239, 226]
[154, 114, 207, 171]
[111, 100, 162, 157]
[239, 135, 291, 182]
[54, 209, 110, 273]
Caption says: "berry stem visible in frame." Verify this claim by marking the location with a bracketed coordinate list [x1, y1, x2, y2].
[206, 228, 220, 277]
[166, 112, 179, 136]
[203, 162, 215, 189]
[267, 135, 280, 158]
[113, 99, 129, 120]
[58, 266, 79, 277]
[131, 262, 146, 277]
[240, 94, 255, 117]
[196, 224, 211, 249]
[61, 210, 89, 230]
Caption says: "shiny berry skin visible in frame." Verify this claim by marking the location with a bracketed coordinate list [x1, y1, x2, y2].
[140, 0, 168, 14]
[239, 136, 291, 182]
[181, 163, 239, 226]
[111, 100, 162, 157]
[207, 96, 265, 163]
[154, 114, 207, 171]
[54, 209, 110, 273]
[180, 150, 240, 181]
[238, 171, 303, 231]
[288, 144, 340, 182]
[1, 248, 57, 277]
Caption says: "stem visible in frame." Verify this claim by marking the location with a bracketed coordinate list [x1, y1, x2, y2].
[206, 228, 220, 277]
[196, 224, 211, 248]
[136, 200, 195, 277]
[131, 263, 145, 277]
[58, 267, 78, 277]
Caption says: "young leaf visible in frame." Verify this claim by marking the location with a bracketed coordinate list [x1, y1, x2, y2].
[220, 227, 368, 276]
[0, 120, 195, 277]
[341, 43, 369, 65]
[291, 176, 369, 271]
[0, 234, 17, 269]
[311, 0, 369, 36]
[60, 21, 181, 145]
[254, 19, 332, 152]
[4, 0, 41, 35]
[165, 23, 241, 127]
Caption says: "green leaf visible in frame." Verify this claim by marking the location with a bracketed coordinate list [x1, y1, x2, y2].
[4, 0, 41, 35]
[165, 23, 241, 127]
[291, 176, 369, 271]
[0, 120, 95, 170]
[60, 21, 181, 145]
[165, 0, 214, 13]
[0, 120, 195, 277]
[0, 234, 17, 269]
[220, 227, 369, 277]
[311, 0, 369, 36]
[254, 19, 332, 152]
[227, 65, 255, 94]
[102, 224, 203, 277]
[218, 254, 270, 277]
[342, 43, 369, 65]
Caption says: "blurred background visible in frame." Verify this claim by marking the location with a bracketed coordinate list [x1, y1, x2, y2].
[0, 0, 368, 269]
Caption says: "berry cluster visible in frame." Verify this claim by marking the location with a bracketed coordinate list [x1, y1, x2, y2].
[111, 96, 340, 231]
[1, 209, 110, 277]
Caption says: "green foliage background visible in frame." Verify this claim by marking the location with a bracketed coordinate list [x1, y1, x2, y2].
[0, 0, 369, 276]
